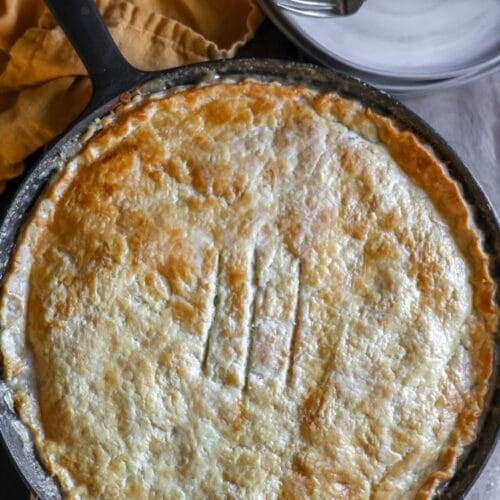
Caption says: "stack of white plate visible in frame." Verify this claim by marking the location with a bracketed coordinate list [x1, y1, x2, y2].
[259, 0, 500, 96]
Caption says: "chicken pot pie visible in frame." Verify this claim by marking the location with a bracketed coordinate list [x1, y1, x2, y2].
[0, 81, 497, 499]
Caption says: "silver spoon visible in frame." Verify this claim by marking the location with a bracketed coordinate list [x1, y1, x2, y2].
[275, 0, 366, 18]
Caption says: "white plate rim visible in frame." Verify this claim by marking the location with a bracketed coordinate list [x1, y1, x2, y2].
[261, 0, 500, 82]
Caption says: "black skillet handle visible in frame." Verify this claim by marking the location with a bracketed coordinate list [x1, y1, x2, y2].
[44, 0, 149, 114]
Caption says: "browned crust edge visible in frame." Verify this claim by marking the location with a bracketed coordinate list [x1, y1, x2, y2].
[0, 81, 497, 499]
[311, 91, 497, 498]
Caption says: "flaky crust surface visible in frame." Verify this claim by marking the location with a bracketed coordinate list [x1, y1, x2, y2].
[0, 82, 497, 499]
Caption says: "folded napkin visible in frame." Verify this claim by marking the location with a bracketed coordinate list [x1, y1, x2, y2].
[0, 0, 263, 191]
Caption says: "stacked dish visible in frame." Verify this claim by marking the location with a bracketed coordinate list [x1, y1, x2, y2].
[259, 0, 500, 95]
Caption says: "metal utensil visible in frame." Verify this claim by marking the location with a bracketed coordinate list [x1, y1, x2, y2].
[276, 0, 365, 17]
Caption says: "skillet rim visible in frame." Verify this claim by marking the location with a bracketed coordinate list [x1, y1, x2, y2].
[0, 58, 498, 500]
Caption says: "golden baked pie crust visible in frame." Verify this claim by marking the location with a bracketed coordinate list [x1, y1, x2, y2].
[0, 82, 497, 499]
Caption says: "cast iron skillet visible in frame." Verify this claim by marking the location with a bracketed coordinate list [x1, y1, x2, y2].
[0, 1, 498, 498]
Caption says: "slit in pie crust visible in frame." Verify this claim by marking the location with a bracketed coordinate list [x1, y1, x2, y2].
[0, 82, 497, 499]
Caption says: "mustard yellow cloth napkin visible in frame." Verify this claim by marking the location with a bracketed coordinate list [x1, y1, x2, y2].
[0, 0, 263, 191]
